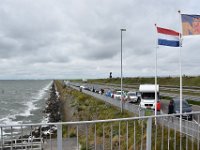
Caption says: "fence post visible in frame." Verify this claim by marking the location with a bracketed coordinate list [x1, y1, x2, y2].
[146, 117, 152, 150]
[57, 124, 62, 150]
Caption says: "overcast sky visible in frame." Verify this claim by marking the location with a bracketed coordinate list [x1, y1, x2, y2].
[0, 0, 199, 79]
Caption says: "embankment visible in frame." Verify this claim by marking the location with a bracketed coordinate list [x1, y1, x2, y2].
[54, 80, 140, 149]
[54, 80, 133, 122]
[45, 81, 199, 150]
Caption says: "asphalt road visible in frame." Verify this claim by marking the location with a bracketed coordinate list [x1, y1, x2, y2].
[71, 82, 200, 112]
[68, 82, 200, 138]
[69, 82, 197, 115]
[83, 82, 200, 101]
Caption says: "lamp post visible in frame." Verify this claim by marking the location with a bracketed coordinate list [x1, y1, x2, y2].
[120, 28, 126, 113]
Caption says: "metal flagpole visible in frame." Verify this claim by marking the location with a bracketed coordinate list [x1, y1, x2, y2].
[178, 10, 183, 150]
[154, 24, 158, 119]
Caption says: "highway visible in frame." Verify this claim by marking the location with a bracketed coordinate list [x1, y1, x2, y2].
[89, 82, 200, 101]
[69, 82, 200, 114]
[67, 81, 200, 139]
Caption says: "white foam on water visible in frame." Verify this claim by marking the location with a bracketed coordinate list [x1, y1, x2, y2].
[0, 81, 53, 139]
[18, 81, 53, 118]
[0, 115, 22, 125]
[0, 81, 53, 125]
[32, 81, 53, 101]
[18, 101, 36, 117]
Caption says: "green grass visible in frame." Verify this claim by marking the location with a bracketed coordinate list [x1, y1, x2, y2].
[160, 95, 172, 100]
[187, 100, 200, 105]
[161, 89, 200, 97]
[161, 95, 200, 106]
[55, 80, 198, 150]
[85, 76, 200, 87]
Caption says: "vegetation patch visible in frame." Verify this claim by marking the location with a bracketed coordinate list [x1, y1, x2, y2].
[187, 100, 200, 106]
[55, 80, 198, 150]
[85, 76, 200, 87]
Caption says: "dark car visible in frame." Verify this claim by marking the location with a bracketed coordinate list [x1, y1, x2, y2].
[172, 99, 193, 120]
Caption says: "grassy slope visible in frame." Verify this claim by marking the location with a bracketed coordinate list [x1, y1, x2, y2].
[55, 80, 197, 150]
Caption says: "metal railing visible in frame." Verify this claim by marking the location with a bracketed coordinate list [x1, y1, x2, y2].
[1, 112, 200, 150]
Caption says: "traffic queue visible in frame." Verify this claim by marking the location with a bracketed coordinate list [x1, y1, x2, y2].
[78, 83, 193, 120]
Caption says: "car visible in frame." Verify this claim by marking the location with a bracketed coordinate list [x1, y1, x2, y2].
[125, 92, 139, 103]
[80, 85, 85, 90]
[113, 91, 126, 100]
[172, 99, 193, 120]
[80, 85, 90, 91]
[105, 90, 114, 98]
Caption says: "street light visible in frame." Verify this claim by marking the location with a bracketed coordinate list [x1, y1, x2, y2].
[120, 28, 126, 113]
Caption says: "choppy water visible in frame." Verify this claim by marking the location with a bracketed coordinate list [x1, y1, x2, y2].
[0, 80, 52, 125]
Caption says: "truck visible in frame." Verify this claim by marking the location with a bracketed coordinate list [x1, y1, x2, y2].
[139, 84, 160, 111]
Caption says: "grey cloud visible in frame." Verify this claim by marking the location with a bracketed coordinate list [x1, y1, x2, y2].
[0, 0, 199, 79]
[0, 36, 20, 58]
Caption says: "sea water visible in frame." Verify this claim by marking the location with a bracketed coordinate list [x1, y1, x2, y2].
[0, 80, 52, 125]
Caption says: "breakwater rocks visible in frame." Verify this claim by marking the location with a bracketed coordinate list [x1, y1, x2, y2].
[2, 82, 61, 149]
[28, 82, 62, 138]
[26, 82, 62, 139]
[43, 82, 61, 123]
[27, 82, 61, 138]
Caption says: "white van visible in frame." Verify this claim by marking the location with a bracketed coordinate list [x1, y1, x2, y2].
[139, 84, 160, 110]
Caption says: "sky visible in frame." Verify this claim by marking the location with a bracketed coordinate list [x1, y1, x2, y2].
[0, 0, 199, 79]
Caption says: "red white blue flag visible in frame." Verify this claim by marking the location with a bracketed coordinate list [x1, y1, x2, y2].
[157, 26, 180, 47]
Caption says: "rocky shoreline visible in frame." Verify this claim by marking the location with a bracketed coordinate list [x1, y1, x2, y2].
[3, 81, 62, 149]
[43, 81, 61, 123]
[25, 81, 62, 138]
[29, 81, 62, 138]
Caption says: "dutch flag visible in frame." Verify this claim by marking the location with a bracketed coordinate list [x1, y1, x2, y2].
[157, 26, 180, 47]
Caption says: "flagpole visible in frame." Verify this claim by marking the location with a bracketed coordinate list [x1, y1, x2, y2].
[178, 10, 183, 150]
[154, 24, 158, 119]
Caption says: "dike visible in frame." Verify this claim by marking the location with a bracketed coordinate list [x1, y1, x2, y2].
[54, 80, 75, 122]
[43, 81, 61, 122]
